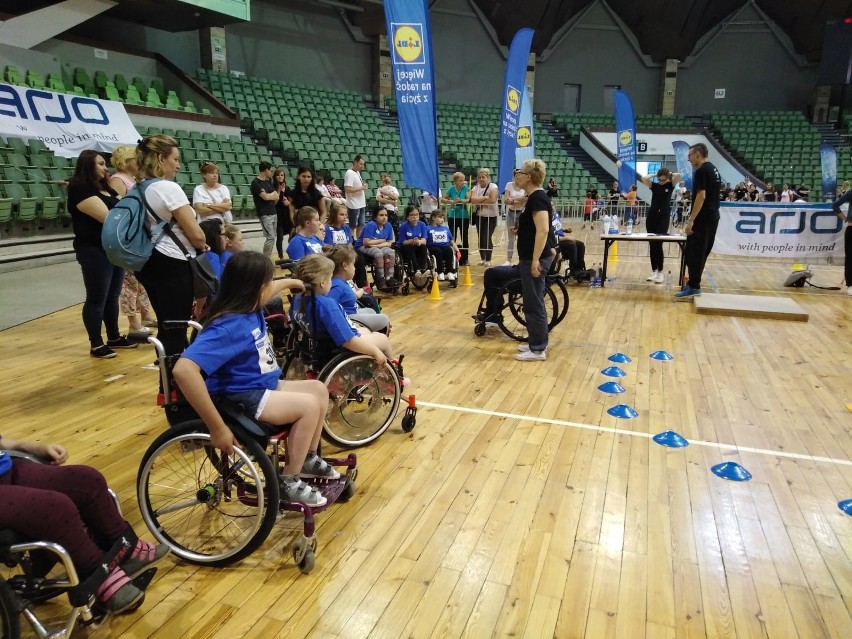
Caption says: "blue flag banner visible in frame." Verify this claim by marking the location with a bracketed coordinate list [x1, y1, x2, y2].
[498, 28, 534, 189]
[614, 90, 636, 189]
[383, 0, 439, 195]
[514, 87, 535, 168]
[820, 142, 837, 201]
[672, 140, 693, 191]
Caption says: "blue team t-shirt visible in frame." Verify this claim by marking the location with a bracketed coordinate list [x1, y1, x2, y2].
[181, 310, 280, 395]
[551, 212, 565, 238]
[324, 225, 353, 246]
[397, 220, 427, 246]
[291, 294, 359, 346]
[426, 224, 453, 247]
[221, 250, 234, 268]
[207, 251, 224, 279]
[0, 450, 11, 476]
[328, 277, 358, 314]
[356, 220, 394, 249]
[287, 234, 324, 261]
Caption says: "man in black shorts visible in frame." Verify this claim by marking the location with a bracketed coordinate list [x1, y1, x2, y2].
[674, 143, 721, 300]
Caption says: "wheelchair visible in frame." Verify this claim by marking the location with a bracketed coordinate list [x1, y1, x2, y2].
[0, 452, 156, 639]
[397, 244, 433, 295]
[140, 322, 357, 573]
[357, 245, 407, 295]
[472, 255, 569, 341]
[282, 289, 417, 447]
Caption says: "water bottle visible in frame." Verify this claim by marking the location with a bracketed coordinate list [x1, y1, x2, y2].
[626, 219, 633, 235]
[665, 270, 672, 292]
[600, 213, 610, 235]
[609, 214, 619, 234]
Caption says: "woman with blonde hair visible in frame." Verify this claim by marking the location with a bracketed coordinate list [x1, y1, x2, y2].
[108, 145, 137, 197]
[469, 167, 498, 265]
[133, 135, 208, 358]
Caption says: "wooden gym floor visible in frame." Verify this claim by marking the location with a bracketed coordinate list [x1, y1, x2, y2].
[1, 226, 851, 638]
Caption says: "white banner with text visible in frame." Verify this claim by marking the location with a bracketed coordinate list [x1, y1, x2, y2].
[715, 202, 843, 258]
[0, 83, 140, 158]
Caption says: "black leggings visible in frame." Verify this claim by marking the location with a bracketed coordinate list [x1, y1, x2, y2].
[646, 210, 669, 271]
[428, 245, 454, 274]
[400, 244, 429, 271]
[275, 204, 292, 259]
[136, 250, 194, 357]
[448, 217, 469, 265]
[476, 216, 497, 261]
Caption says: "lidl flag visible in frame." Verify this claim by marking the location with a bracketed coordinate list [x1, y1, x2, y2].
[383, 1, 439, 195]
[820, 142, 837, 201]
[614, 90, 636, 189]
[498, 28, 534, 190]
[515, 87, 535, 168]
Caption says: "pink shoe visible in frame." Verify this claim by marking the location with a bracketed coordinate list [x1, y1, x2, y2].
[402, 377, 411, 388]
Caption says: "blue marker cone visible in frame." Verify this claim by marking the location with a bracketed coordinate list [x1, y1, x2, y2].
[598, 381, 626, 394]
[601, 366, 627, 378]
[711, 462, 752, 482]
[839, 499, 852, 516]
[608, 353, 632, 363]
[607, 404, 638, 419]
[650, 350, 673, 361]
[652, 430, 689, 448]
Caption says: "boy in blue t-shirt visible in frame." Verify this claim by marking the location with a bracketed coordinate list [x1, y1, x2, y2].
[426, 210, 458, 281]
[397, 205, 429, 273]
[287, 207, 325, 261]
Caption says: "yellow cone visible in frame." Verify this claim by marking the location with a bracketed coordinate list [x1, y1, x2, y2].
[608, 241, 619, 263]
[428, 275, 443, 300]
[461, 265, 473, 286]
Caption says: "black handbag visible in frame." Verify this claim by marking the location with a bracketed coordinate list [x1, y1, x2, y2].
[165, 226, 219, 298]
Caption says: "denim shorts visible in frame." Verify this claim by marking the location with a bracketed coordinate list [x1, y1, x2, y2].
[348, 207, 366, 228]
[224, 388, 272, 420]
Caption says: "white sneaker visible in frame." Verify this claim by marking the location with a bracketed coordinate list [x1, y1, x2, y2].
[517, 343, 530, 352]
[447, 272, 457, 281]
[483, 261, 491, 266]
[502, 261, 511, 266]
[646, 271, 657, 282]
[437, 273, 446, 281]
[653, 271, 665, 284]
[515, 349, 546, 361]
[478, 260, 486, 266]
[847, 286, 852, 296]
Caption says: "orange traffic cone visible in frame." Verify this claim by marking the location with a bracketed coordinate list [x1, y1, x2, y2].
[461, 265, 473, 286]
[428, 275, 443, 300]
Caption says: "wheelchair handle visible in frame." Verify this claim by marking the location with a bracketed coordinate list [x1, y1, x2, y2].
[275, 258, 296, 270]
[161, 320, 203, 331]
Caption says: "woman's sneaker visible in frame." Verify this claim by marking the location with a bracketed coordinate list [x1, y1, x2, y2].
[96, 566, 144, 614]
[120, 539, 171, 579]
[107, 336, 139, 349]
[90, 345, 117, 359]
[281, 475, 328, 507]
[300, 453, 340, 479]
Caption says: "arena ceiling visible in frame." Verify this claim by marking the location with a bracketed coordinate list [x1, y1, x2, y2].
[3, 0, 852, 63]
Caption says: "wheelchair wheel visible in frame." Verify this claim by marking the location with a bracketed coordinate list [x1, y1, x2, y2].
[549, 277, 570, 327]
[0, 579, 19, 639]
[282, 351, 310, 381]
[320, 354, 401, 448]
[501, 285, 559, 341]
[137, 421, 279, 567]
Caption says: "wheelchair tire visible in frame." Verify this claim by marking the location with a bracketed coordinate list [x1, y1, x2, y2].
[137, 421, 279, 567]
[0, 579, 20, 639]
[549, 278, 570, 327]
[320, 354, 401, 448]
[501, 285, 559, 341]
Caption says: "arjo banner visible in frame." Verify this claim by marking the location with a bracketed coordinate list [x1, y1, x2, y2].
[498, 28, 534, 190]
[0, 83, 140, 158]
[715, 202, 843, 258]
[613, 89, 636, 189]
[383, 0, 440, 196]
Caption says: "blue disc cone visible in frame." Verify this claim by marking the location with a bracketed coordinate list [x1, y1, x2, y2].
[598, 381, 626, 394]
[839, 499, 852, 516]
[607, 404, 638, 419]
[650, 350, 673, 361]
[711, 462, 752, 482]
[652, 430, 689, 448]
[608, 352, 632, 363]
[601, 366, 627, 378]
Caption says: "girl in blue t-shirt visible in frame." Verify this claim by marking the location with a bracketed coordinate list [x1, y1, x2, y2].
[324, 244, 388, 332]
[173, 250, 339, 508]
[324, 201, 368, 288]
[292, 254, 394, 362]
[426, 210, 459, 281]
[286, 206, 325, 261]
[357, 208, 397, 291]
[397, 205, 429, 272]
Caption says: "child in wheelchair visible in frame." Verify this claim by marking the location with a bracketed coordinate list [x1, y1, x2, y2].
[172, 251, 340, 508]
[356, 207, 398, 292]
[291, 254, 394, 365]
[398, 204, 430, 285]
[0, 434, 169, 615]
[324, 244, 390, 333]
[551, 211, 592, 282]
[426, 210, 459, 282]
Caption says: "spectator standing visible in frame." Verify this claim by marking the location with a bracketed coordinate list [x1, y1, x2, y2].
[420, 190, 440, 221]
[441, 172, 471, 266]
[503, 170, 527, 264]
[344, 155, 369, 240]
[273, 168, 293, 260]
[192, 161, 233, 223]
[289, 166, 326, 235]
[470, 168, 498, 265]
[251, 161, 278, 258]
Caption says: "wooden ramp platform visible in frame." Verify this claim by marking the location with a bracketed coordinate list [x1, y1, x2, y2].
[694, 292, 809, 321]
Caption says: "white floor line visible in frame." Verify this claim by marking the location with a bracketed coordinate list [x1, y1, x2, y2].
[418, 400, 852, 467]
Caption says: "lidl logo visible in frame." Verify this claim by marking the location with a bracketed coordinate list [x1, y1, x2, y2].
[506, 86, 520, 114]
[392, 24, 425, 65]
[619, 130, 633, 146]
[517, 126, 531, 147]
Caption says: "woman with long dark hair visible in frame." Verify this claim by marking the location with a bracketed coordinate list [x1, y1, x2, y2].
[273, 168, 293, 259]
[68, 150, 137, 358]
[289, 166, 326, 236]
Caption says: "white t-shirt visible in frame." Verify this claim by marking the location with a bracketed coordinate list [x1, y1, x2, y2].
[344, 168, 366, 209]
[192, 183, 232, 223]
[503, 182, 527, 211]
[674, 186, 685, 202]
[316, 183, 330, 198]
[377, 184, 400, 212]
[472, 182, 498, 218]
[145, 180, 196, 261]
[421, 190, 440, 213]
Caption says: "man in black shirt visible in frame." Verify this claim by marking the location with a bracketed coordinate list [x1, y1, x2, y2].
[674, 143, 721, 300]
[251, 161, 278, 257]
